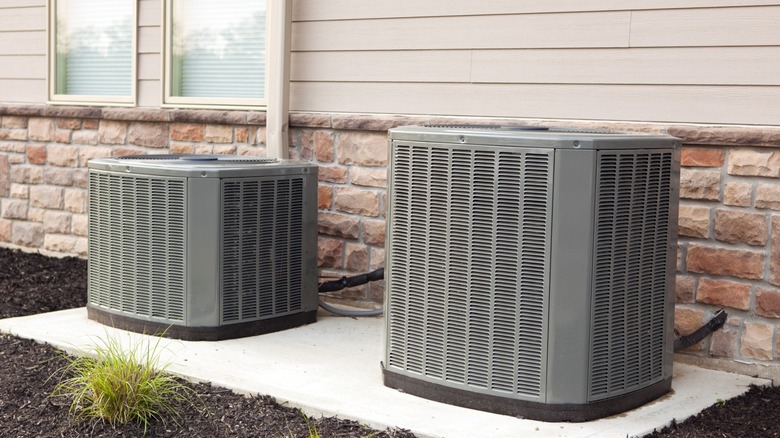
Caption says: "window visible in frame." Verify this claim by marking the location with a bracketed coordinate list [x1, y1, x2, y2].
[49, 0, 136, 105]
[164, 0, 268, 108]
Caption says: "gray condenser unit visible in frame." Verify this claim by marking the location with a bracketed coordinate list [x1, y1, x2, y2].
[87, 155, 318, 341]
[383, 126, 681, 421]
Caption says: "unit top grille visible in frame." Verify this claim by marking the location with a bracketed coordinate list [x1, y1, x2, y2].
[116, 154, 280, 164]
[423, 124, 618, 134]
[395, 125, 679, 151]
[88, 155, 318, 179]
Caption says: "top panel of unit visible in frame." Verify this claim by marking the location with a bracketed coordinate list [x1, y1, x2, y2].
[88, 155, 317, 178]
[389, 125, 680, 150]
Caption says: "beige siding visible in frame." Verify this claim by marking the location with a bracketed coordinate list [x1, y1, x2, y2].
[293, 13, 632, 51]
[138, 0, 160, 26]
[471, 47, 780, 86]
[0, 2, 45, 103]
[0, 1, 44, 7]
[137, 0, 161, 107]
[1, 55, 45, 79]
[290, 2, 780, 125]
[0, 30, 44, 55]
[293, 47, 780, 86]
[138, 53, 160, 81]
[291, 51, 472, 83]
[138, 25, 161, 54]
[0, 0, 778, 126]
[293, 0, 780, 21]
[0, 78, 45, 102]
[0, 5, 44, 31]
[291, 82, 780, 126]
[137, 79, 160, 107]
[630, 7, 780, 46]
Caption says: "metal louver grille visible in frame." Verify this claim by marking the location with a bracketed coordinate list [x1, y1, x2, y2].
[590, 151, 673, 400]
[220, 177, 305, 323]
[387, 142, 552, 399]
[88, 172, 186, 322]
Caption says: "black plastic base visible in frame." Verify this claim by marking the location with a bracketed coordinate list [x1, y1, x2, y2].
[87, 305, 317, 341]
[382, 366, 672, 422]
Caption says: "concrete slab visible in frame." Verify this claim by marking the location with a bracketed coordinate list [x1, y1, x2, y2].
[0, 308, 769, 438]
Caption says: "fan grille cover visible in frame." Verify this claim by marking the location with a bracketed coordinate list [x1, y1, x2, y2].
[88, 173, 186, 321]
[589, 151, 673, 400]
[386, 144, 552, 398]
[220, 178, 305, 323]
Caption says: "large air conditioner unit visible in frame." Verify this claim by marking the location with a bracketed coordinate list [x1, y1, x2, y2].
[382, 126, 680, 421]
[87, 155, 318, 341]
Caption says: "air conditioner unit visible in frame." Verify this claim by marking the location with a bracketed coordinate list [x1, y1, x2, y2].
[382, 126, 680, 421]
[87, 154, 318, 341]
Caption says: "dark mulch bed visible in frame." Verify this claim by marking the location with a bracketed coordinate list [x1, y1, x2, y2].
[0, 247, 414, 437]
[645, 384, 780, 437]
[1, 246, 778, 437]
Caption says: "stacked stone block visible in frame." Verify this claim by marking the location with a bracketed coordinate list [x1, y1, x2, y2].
[288, 115, 389, 305]
[676, 140, 780, 362]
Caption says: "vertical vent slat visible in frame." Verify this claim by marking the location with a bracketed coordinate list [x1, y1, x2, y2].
[387, 142, 552, 400]
[590, 151, 673, 400]
[220, 177, 305, 324]
[87, 173, 186, 323]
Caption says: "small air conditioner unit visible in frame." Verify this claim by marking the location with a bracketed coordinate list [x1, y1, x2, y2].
[383, 126, 680, 421]
[87, 154, 318, 341]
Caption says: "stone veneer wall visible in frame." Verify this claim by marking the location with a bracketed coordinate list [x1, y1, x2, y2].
[2, 105, 780, 375]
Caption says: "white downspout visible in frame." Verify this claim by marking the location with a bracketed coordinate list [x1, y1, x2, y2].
[266, 0, 292, 159]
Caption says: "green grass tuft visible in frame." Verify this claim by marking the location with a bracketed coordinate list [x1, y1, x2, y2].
[303, 413, 322, 438]
[51, 333, 197, 434]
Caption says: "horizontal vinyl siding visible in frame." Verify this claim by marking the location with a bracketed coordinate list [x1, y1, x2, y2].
[137, 0, 161, 107]
[470, 47, 780, 86]
[0, 31, 44, 55]
[0, 1, 45, 8]
[630, 6, 780, 47]
[291, 51, 473, 83]
[0, 78, 45, 102]
[291, 82, 780, 126]
[293, 47, 780, 86]
[292, 0, 780, 21]
[0, 0, 778, 125]
[138, 53, 160, 81]
[290, 3, 780, 126]
[137, 79, 160, 107]
[0, 2, 45, 103]
[0, 5, 44, 31]
[1, 55, 45, 79]
[292, 12, 632, 51]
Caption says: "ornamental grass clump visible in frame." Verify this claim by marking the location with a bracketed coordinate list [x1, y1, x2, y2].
[51, 334, 197, 434]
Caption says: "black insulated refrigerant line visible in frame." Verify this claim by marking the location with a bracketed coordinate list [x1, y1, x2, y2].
[674, 309, 728, 352]
[318, 268, 384, 317]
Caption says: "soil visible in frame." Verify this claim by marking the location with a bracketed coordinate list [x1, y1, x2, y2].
[0, 247, 414, 437]
[0, 246, 778, 437]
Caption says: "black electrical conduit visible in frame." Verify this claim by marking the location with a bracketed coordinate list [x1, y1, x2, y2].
[674, 309, 728, 352]
[318, 268, 385, 316]
[319, 268, 728, 352]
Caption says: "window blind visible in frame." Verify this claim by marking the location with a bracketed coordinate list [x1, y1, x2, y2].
[55, 0, 133, 97]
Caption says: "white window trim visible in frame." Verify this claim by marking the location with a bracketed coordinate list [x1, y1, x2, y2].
[47, 0, 138, 107]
